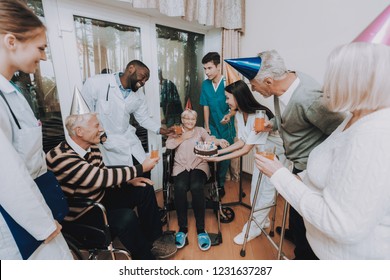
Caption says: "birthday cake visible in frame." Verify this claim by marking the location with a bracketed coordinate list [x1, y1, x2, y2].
[194, 141, 218, 157]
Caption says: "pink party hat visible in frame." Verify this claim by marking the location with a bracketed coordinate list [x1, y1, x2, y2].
[353, 5, 390, 46]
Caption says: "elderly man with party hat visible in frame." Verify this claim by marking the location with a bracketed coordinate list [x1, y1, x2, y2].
[46, 87, 177, 259]
[225, 51, 346, 259]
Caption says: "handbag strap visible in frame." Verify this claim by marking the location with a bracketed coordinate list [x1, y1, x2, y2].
[0, 90, 21, 129]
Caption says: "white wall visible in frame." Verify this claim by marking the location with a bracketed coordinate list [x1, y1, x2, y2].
[242, 0, 389, 84]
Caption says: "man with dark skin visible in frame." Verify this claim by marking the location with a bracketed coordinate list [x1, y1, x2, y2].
[82, 60, 175, 171]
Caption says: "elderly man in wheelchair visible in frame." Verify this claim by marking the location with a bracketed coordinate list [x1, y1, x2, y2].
[46, 110, 177, 260]
[165, 109, 229, 251]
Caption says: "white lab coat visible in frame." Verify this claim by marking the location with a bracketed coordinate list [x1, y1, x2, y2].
[0, 75, 71, 259]
[81, 73, 160, 166]
[0, 75, 46, 179]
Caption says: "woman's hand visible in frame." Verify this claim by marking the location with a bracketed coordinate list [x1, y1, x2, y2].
[216, 139, 229, 148]
[44, 220, 62, 244]
[142, 156, 159, 172]
[254, 153, 284, 177]
[197, 154, 220, 162]
[127, 177, 154, 187]
[254, 120, 274, 134]
[220, 113, 231, 124]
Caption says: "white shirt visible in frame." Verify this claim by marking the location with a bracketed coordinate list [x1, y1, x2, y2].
[67, 136, 90, 158]
[278, 77, 300, 115]
[235, 111, 268, 146]
[271, 108, 390, 259]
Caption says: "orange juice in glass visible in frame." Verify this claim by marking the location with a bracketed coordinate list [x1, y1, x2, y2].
[150, 144, 159, 159]
[256, 145, 275, 160]
[254, 110, 266, 132]
[174, 124, 182, 135]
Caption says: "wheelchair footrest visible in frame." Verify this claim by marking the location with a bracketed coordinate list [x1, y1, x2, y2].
[209, 232, 222, 246]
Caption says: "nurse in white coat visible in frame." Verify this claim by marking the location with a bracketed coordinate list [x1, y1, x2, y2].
[81, 60, 174, 167]
[205, 80, 286, 245]
[0, 0, 71, 260]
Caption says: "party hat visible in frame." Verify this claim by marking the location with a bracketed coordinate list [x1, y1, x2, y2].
[70, 86, 90, 115]
[224, 63, 241, 85]
[353, 5, 390, 46]
[224, 56, 262, 80]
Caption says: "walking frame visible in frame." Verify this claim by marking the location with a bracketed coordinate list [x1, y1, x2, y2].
[239, 170, 290, 260]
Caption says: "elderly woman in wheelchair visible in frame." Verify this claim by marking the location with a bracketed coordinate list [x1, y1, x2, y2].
[166, 109, 229, 251]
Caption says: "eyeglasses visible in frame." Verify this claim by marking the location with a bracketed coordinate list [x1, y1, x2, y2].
[181, 117, 196, 121]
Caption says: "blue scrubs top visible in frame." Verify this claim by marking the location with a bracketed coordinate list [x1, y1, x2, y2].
[200, 78, 235, 144]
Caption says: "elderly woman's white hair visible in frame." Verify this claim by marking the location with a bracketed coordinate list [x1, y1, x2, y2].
[324, 42, 390, 112]
[181, 108, 197, 119]
[65, 113, 97, 136]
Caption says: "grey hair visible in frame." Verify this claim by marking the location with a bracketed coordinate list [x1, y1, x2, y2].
[65, 113, 97, 137]
[324, 42, 390, 112]
[253, 50, 288, 82]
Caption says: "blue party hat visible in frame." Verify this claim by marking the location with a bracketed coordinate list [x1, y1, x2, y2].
[224, 57, 262, 80]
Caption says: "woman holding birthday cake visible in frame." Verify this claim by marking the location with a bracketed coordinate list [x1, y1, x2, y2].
[166, 109, 229, 251]
[204, 80, 287, 245]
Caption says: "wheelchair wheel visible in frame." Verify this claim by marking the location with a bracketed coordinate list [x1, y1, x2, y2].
[64, 233, 84, 260]
[219, 206, 235, 223]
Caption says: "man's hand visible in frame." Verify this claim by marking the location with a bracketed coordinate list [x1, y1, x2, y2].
[160, 127, 176, 136]
[127, 177, 154, 187]
[142, 156, 159, 172]
[44, 220, 62, 244]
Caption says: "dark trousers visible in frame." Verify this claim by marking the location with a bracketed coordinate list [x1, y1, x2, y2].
[217, 159, 230, 188]
[174, 169, 207, 231]
[100, 184, 162, 260]
[290, 167, 318, 260]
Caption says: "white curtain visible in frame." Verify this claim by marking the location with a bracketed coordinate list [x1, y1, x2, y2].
[118, 0, 245, 30]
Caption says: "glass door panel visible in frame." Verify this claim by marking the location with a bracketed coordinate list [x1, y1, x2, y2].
[73, 15, 149, 151]
[16, 0, 65, 153]
[156, 25, 204, 146]
[73, 16, 141, 81]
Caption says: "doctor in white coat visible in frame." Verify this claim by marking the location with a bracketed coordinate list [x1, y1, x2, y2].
[81, 60, 174, 168]
[0, 0, 71, 260]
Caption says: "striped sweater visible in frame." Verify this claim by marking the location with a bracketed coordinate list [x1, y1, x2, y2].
[46, 141, 143, 221]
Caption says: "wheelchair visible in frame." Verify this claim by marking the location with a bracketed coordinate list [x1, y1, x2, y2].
[162, 149, 235, 246]
[61, 197, 132, 260]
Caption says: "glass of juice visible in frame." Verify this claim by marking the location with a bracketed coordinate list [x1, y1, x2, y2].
[174, 124, 182, 135]
[150, 144, 159, 159]
[254, 110, 266, 132]
[256, 145, 275, 160]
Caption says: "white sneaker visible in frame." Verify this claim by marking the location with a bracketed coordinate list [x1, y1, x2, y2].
[233, 218, 271, 245]
[234, 228, 262, 245]
[263, 218, 271, 229]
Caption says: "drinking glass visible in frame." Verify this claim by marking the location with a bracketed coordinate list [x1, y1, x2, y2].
[256, 144, 275, 160]
[150, 144, 159, 159]
[254, 110, 266, 132]
[174, 123, 182, 135]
